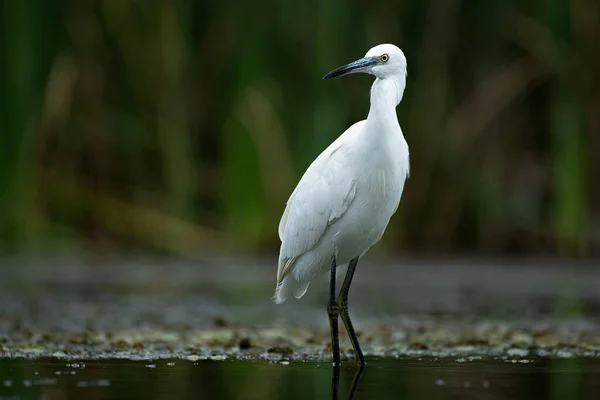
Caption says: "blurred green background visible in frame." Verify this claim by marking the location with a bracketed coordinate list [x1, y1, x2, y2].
[1, 0, 599, 259]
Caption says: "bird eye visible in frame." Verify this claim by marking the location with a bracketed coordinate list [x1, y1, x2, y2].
[381, 54, 389, 62]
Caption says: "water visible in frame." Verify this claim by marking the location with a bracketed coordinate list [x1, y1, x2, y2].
[1, 356, 599, 399]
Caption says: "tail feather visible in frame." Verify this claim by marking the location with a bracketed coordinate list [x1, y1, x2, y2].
[294, 282, 310, 299]
[273, 276, 310, 304]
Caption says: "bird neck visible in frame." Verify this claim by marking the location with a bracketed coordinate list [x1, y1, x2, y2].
[369, 77, 405, 109]
[367, 76, 405, 124]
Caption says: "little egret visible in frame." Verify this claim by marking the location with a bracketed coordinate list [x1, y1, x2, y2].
[273, 44, 410, 366]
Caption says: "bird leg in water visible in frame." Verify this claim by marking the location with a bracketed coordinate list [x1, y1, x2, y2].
[331, 362, 340, 400]
[348, 362, 365, 399]
[331, 357, 364, 400]
[337, 256, 365, 365]
[327, 255, 341, 366]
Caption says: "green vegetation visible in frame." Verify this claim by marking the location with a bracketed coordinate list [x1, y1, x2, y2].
[1, 0, 598, 257]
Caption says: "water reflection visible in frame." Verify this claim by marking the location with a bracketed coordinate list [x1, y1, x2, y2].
[332, 363, 364, 400]
[0, 357, 599, 399]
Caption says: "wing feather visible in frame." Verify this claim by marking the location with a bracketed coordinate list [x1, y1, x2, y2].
[276, 122, 364, 284]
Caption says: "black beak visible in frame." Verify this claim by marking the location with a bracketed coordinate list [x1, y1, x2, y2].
[323, 57, 378, 79]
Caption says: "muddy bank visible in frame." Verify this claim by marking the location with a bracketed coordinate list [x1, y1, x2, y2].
[1, 256, 599, 360]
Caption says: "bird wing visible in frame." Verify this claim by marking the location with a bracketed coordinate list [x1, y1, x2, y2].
[276, 122, 363, 284]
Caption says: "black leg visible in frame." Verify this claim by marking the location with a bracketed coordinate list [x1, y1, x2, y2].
[331, 362, 340, 400]
[327, 255, 340, 366]
[348, 362, 365, 400]
[337, 256, 365, 365]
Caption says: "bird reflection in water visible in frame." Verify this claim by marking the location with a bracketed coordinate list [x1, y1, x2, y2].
[332, 363, 365, 400]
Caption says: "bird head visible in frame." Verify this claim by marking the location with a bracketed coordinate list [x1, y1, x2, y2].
[323, 44, 407, 80]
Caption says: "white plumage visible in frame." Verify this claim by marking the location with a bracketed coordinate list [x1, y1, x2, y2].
[273, 44, 410, 305]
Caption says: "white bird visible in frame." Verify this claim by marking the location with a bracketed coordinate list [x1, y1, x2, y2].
[273, 44, 410, 366]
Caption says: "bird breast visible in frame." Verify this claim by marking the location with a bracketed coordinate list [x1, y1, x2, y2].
[332, 131, 408, 260]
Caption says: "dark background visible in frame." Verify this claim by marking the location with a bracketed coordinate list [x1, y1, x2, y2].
[1, 0, 599, 260]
